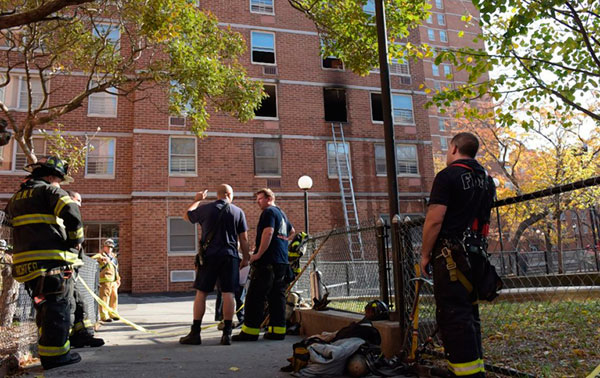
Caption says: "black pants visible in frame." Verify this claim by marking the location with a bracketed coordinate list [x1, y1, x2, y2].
[241, 263, 288, 336]
[25, 273, 75, 361]
[433, 242, 485, 377]
[71, 273, 95, 337]
[214, 285, 246, 323]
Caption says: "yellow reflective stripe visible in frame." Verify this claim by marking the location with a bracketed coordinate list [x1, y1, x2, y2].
[12, 213, 58, 226]
[83, 319, 93, 328]
[267, 326, 286, 334]
[100, 277, 117, 283]
[241, 325, 260, 335]
[448, 359, 485, 376]
[69, 227, 84, 240]
[54, 196, 74, 216]
[73, 322, 85, 332]
[13, 250, 79, 265]
[14, 268, 45, 283]
[38, 340, 70, 357]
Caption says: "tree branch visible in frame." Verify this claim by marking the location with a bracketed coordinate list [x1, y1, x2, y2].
[0, 0, 92, 30]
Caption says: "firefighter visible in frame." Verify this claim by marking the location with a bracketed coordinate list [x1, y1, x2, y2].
[93, 239, 120, 322]
[420, 133, 496, 377]
[4, 156, 83, 370]
[288, 231, 308, 278]
[233, 188, 294, 341]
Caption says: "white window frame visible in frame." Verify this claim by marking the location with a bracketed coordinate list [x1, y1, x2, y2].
[389, 58, 410, 76]
[438, 117, 447, 131]
[85, 137, 116, 179]
[374, 143, 419, 176]
[254, 138, 282, 177]
[12, 137, 46, 171]
[87, 84, 118, 117]
[440, 137, 448, 150]
[437, 13, 446, 25]
[370, 93, 415, 125]
[427, 29, 435, 41]
[439, 30, 448, 43]
[426, 14, 433, 24]
[169, 136, 197, 177]
[435, 0, 444, 9]
[17, 76, 44, 111]
[167, 217, 198, 256]
[93, 23, 121, 49]
[363, 0, 376, 16]
[250, 0, 274, 15]
[254, 84, 278, 119]
[251, 31, 276, 65]
[326, 141, 351, 178]
[432, 63, 440, 77]
[443, 64, 452, 78]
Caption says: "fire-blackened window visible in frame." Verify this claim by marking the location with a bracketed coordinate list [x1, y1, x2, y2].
[323, 88, 347, 122]
[255, 84, 277, 118]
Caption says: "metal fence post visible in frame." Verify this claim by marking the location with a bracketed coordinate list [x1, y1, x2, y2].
[391, 214, 404, 326]
[375, 217, 390, 306]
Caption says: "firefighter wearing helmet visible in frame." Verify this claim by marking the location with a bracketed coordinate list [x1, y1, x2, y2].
[4, 156, 84, 369]
[92, 238, 120, 322]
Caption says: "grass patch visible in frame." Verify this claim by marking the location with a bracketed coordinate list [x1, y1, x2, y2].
[327, 298, 600, 377]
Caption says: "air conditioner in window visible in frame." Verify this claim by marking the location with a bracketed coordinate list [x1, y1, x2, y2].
[169, 116, 186, 127]
[263, 66, 278, 75]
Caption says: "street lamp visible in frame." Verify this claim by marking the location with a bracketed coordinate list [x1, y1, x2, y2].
[298, 175, 313, 234]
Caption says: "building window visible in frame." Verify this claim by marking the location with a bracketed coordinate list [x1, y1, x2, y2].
[169, 137, 196, 176]
[432, 63, 440, 76]
[443, 64, 452, 78]
[83, 223, 119, 256]
[374, 144, 418, 175]
[168, 218, 197, 256]
[437, 14, 445, 25]
[85, 137, 115, 178]
[435, 0, 443, 9]
[363, 0, 376, 16]
[88, 83, 118, 117]
[250, 0, 274, 14]
[426, 14, 433, 24]
[323, 88, 347, 122]
[440, 137, 448, 150]
[327, 142, 350, 178]
[433, 81, 442, 90]
[8, 137, 46, 171]
[370, 93, 414, 124]
[439, 30, 448, 43]
[255, 84, 277, 118]
[389, 58, 410, 76]
[251, 31, 275, 65]
[18, 76, 44, 110]
[322, 55, 344, 70]
[427, 29, 435, 41]
[93, 23, 120, 48]
[254, 139, 281, 176]
[438, 118, 446, 131]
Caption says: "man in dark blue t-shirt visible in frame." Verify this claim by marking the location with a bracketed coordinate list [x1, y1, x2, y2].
[179, 184, 250, 346]
[233, 188, 294, 341]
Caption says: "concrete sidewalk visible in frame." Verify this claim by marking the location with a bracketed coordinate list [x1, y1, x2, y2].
[21, 294, 301, 377]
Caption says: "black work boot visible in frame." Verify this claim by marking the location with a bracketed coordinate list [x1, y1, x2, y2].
[220, 321, 233, 345]
[179, 326, 201, 345]
[70, 333, 105, 348]
[41, 352, 82, 370]
[231, 331, 258, 342]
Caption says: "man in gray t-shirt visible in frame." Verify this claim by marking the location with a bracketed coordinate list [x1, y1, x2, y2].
[179, 184, 250, 346]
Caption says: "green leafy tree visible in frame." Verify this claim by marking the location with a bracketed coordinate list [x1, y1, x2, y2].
[0, 0, 263, 165]
[0, 1, 95, 29]
[288, 0, 431, 75]
[431, 0, 600, 127]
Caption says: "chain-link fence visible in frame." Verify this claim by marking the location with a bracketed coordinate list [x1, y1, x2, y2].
[1, 210, 100, 374]
[397, 184, 600, 377]
[292, 220, 394, 314]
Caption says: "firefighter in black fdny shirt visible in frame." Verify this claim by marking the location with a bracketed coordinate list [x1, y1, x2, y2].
[5, 156, 84, 370]
[420, 133, 496, 377]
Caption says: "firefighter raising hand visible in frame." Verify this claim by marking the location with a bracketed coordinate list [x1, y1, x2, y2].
[194, 190, 208, 202]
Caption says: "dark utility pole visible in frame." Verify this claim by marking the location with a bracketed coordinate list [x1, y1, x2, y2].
[374, 0, 402, 324]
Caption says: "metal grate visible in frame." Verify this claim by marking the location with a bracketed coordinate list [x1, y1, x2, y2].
[263, 66, 277, 75]
[169, 116, 186, 127]
[266, 178, 281, 188]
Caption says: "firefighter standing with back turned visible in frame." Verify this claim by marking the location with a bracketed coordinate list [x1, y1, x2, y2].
[420, 133, 496, 377]
[93, 239, 120, 322]
[5, 156, 84, 370]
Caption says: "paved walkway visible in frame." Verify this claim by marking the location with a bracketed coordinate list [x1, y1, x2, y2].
[21, 294, 302, 377]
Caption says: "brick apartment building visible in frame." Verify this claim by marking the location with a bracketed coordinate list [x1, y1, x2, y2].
[0, 0, 483, 293]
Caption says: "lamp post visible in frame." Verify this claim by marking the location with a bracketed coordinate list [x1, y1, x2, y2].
[298, 175, 313, 234]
